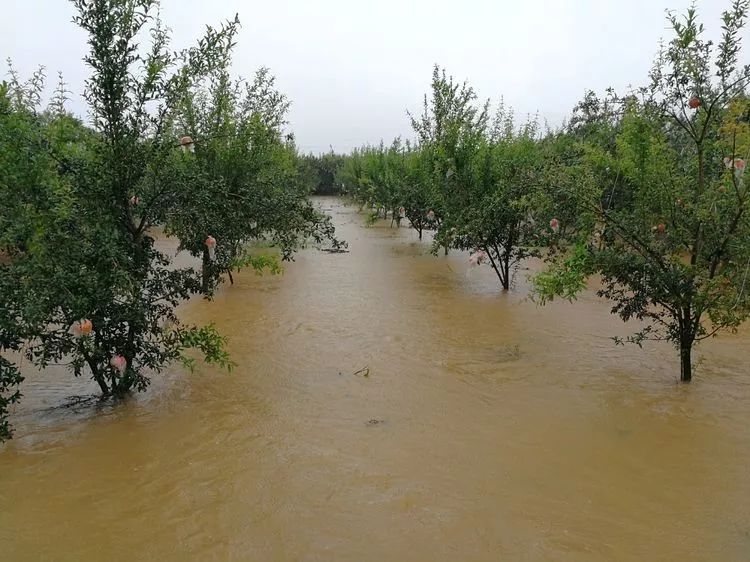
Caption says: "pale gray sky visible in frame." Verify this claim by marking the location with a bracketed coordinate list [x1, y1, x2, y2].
[1, 0, 739, 153]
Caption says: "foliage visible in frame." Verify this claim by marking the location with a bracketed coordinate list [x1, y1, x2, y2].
[0, 0, 339, 441]
[340, 67, 543, 286]
[534, 0, 750, 381]
[336, 2, 750, 382]
[442, 105, 542, 289]
[299, 151, 346, 195]
[165, 58, 340, 293]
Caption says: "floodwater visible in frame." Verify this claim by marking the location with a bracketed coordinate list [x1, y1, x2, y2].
[2, 198, 750, 561]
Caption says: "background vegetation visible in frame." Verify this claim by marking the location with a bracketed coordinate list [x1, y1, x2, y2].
[2, 0, 749, 442]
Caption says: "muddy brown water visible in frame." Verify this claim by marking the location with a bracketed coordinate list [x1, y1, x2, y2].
[1, 198, 750, 561]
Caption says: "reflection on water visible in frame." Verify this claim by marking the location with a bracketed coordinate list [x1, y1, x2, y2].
[1, 198, 749, 561]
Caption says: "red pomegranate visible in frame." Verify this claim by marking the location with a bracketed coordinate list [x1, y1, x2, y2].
[72, 319, 93, 337]
[110, 355, 127, 373]
[180, 136, 195, 153]
[688, 97, 701, 109]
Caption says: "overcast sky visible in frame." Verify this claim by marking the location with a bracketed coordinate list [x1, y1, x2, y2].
[1, 0, 739, 153]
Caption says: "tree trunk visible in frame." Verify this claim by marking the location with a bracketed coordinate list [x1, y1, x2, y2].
[500, 248, 511, 291]
[90, 364, 109, 395]
[94, 372, 109, 395]
[418, 228, 423, 240]
[201, 248, 210, 294]
[680, 336, 693, 382]
[111, 375, 131, 397]
[691, 147, 705, 266]
[486, 247, 509, 291]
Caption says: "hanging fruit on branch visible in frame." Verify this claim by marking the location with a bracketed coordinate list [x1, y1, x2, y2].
[205, 235, 217, 261]
[110, 355, 127, 373]
[468, 250, 488, 267]
[72, 319, 93, 337]
[180, 136, 195, 153]
[723, 157, 745, 176]
[549, 218, 560, 233]
[688, 96, 701, 109]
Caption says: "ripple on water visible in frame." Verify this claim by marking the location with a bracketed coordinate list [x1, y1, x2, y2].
[2, 198, 750, 562]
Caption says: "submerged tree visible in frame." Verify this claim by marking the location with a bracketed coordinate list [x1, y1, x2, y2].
[410, 66, 489, 250]
[0, 0, 338, 441]
[166, 61, 338, 294]
[445, 106, 542, 290]
[535, 0, 750, 381]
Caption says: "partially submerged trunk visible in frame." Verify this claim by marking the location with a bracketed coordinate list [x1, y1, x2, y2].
[678, 306, 696, 382]
[201, 247, 211, 294]
[87, 359, 110, 395]
[486, 245, 511, 291]
[680, 338, 692, 382]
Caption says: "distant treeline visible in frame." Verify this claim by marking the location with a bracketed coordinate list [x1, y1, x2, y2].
[298, 152, 346, 195]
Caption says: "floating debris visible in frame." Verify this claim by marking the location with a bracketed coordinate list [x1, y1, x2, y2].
[353, 366, 370, 377]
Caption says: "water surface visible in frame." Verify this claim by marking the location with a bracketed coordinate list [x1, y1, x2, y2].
[2, 198, 749, 561]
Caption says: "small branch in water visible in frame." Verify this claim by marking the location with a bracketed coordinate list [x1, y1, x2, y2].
[352, 366, 370, 377]
[40, 393, 113, 416]
[60, 394, 104, 408]
[321, 248, 350, 254]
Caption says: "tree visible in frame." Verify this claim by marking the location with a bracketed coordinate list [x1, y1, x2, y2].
[299, 151, 345, 195]
[535, 1, 750, 381]
[410, 66, 489, 254]
[0, 0, 337, 441]
[166, 61, 338, 294]
[445, 106, 542, 290]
